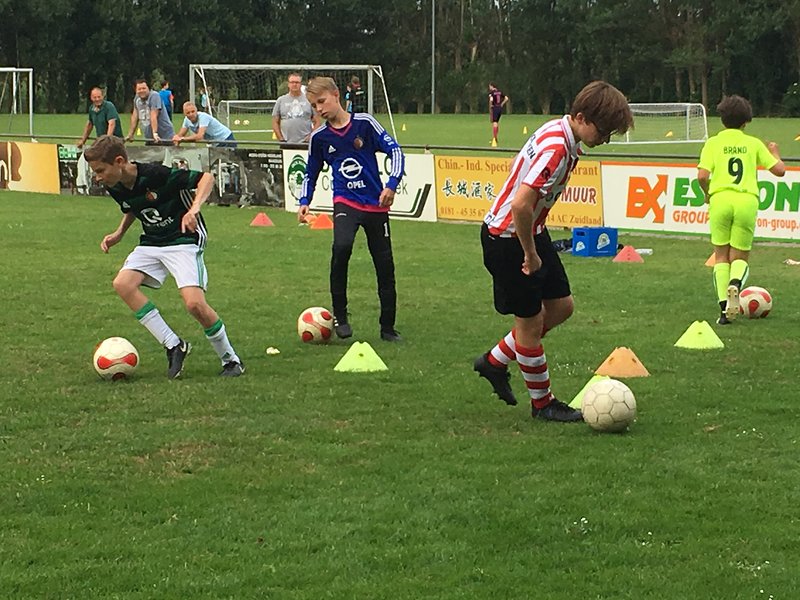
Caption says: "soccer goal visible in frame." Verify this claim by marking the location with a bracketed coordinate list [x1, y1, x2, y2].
[189, 64, 397, 139]
[615, 103, 708, 144]
[0, 67, 34, 137]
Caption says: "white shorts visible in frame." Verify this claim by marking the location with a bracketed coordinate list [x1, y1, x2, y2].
[121, 244, 208, 290]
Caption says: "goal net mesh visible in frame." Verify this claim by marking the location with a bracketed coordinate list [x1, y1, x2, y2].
[189, 64, 396, 138]
[0, 68, 34, 136]
[615, 103, 708, 144]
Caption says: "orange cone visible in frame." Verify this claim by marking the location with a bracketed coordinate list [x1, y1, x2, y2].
[250, 212, 273, 227]
[613, 245, 644, 263]
[595, 347, 650, 377]
[310, 213, 334, 230]
[704, 253, 716, 267]
[302, 213, 318, 225]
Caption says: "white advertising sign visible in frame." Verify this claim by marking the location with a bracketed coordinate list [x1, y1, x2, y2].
[602, 161, 800, 240]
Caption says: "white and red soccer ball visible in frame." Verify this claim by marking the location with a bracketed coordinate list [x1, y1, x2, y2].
[93, 337, 139, 380]
[297, 306, 334, 343]
[739, 286, 772, 319]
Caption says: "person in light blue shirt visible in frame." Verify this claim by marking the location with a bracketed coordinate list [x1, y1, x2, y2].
[173, 102, 236, 148]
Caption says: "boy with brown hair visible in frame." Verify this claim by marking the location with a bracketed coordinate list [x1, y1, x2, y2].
[475, 80, 633, 421]
[84, 135, 244, 378]
[697, 95, 785, 325]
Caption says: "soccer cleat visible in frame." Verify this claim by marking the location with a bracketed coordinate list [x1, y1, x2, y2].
[220, 361, 245, 377]
[166, 339, 191, 379]
[716, 313, 732, 325]
[725, 281, 741, 320]
[473, 354, 517, 406]
[531, 397, 584, 422]
[333, 316, 352, 339]
[380, 329, 403, 342]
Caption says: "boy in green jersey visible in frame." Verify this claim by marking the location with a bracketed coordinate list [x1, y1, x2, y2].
[84, 135, 244, 378]
[697, 95, 785, 325]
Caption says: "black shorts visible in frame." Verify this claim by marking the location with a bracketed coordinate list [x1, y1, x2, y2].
[491, 106, 503, 122]
[480, 223, 571, 318]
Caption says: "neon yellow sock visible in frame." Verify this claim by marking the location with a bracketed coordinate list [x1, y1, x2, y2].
[730, 259, 749, 285]
[713, 262, 731, 303]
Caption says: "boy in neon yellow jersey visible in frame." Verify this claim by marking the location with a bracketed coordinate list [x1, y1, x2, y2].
[697, 95, 785, 325]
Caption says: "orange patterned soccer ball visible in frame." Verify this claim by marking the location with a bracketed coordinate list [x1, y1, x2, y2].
[297, 306, 334, 343]
[739, 286, 772, 319]
[93, 337, 139, 380]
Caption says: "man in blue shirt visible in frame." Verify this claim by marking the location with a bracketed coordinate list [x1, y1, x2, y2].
[297, 77, 405, 342]
[173, 102, 236, 148]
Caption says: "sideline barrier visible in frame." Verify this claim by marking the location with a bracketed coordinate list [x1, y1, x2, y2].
[4, 142, 799, 240]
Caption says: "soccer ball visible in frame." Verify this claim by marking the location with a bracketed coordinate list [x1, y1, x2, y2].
[297, 306, 334, 343]
[234, 119, 241, 125]
[93, 337, 139, 381]
[739, 286, 772, 318]
[581, 378, 637, 433]
[243, 119, 250, 125]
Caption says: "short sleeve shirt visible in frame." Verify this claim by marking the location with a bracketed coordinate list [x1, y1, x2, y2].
[698, 128, 778, 199]
[272, 93, 314, 143]
[88, 100, 123, 137]
[134, 91, 175, 139]
[181, 111, 233, 141]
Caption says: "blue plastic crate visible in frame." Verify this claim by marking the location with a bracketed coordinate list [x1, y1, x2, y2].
[572, 227, 618, 257]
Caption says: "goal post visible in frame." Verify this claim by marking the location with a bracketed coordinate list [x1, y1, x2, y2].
[189, 64, 397, 139]
[615, 102, 708, 144]
[0, 67, 34, 137]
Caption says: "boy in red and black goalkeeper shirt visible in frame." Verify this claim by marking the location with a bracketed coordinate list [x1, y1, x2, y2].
[475, 81, 633, 422]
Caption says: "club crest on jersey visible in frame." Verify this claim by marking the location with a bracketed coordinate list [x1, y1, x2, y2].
[353, 136, 364, 150]
[145, 189, 158, 201]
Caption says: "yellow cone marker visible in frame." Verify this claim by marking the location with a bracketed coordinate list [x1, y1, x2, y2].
[674, 321, 725, 350]
[334, 342, 388, 372]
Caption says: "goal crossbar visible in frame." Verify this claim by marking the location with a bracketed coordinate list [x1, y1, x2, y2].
[189, 64, 397, 140]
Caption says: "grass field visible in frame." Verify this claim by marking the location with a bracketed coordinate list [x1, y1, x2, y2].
[2, 186, 800, 598]
[4, 112, 800, 160]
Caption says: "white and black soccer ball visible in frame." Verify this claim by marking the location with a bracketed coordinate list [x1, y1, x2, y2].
[93, 337, 139, 381]
[297, 307, 334, 343]
[581, 378, 637, 433]
[739, 286, 772, 319]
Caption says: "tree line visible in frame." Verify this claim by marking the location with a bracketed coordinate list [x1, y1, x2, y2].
[1, 0, 799, 116]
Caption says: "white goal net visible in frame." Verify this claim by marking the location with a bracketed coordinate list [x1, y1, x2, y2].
[0, 67, 34, 137]
[189, 64, 397, 139]
[615, 102, 708, 144]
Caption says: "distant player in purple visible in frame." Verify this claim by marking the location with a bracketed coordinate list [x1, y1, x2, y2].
[298, 77, 406, 342]
[488, 82, 509, 145]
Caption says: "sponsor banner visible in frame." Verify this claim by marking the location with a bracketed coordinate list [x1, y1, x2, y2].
[602, 161, 800, 240]
[434, 155, 603, 228]
[209, 148, 284, 206]
[1, 141, 59, 194]
[282, 150, 437, 222]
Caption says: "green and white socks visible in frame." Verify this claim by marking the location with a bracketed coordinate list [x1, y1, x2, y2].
[136, 301, 181, 349]
[204, 319, 240, 366]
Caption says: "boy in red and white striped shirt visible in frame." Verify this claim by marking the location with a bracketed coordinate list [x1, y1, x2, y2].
[474, 80, 633, 422]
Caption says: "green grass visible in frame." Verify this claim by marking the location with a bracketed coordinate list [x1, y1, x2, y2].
[1, 194, 800, 598]
[5, 112, 800, 160]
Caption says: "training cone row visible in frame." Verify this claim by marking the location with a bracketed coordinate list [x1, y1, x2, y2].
[334, 342, 388, 372]
[674, 321, 724, 350]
